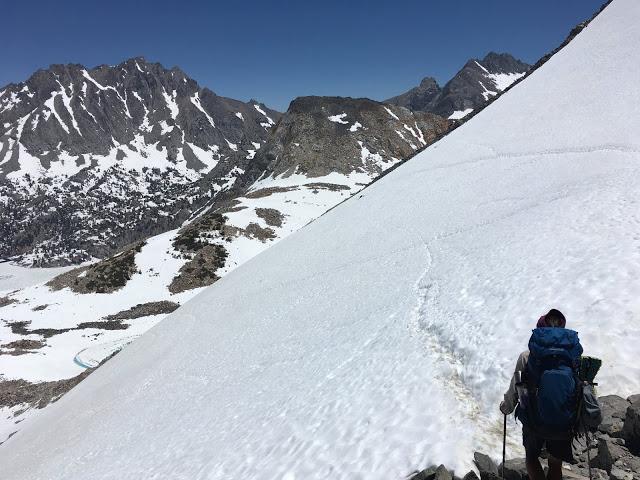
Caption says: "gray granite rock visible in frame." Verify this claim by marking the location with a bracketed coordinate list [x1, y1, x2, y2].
[462, 471, 480, 480]
[434, 464, 453, 480]
[474, 452, 499, 480]
[590, 434, 631, 472]
[498, 457, 527, 480]
[623, 398, 640, 455]
[599, 395, 630, 437]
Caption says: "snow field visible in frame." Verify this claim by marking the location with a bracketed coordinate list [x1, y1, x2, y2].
[0, 263, 74, 292]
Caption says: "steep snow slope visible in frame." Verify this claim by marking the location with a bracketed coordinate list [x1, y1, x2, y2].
[0, 99, 447, 443]
[2, 1, 640, 478]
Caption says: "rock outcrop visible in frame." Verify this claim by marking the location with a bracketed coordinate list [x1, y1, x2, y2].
[409, 394, 640, 480]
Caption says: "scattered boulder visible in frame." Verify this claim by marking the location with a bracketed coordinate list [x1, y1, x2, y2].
[622, 397, 640, 455]
[474, 452, 499, 480]
[462, 472, 479, 480]
[590, 435, 631, 473]
[609, 467, 633, 480]
[575, 468, 609, 480]
[409, 465, 455, 480]
[409, 465, 437, 480]
[599, 395, 630, 438]
[499, 457, 528, 480]
[434, 465, 453, 480]
[611, 455, 640, 479]
[573, 436, 599, 466]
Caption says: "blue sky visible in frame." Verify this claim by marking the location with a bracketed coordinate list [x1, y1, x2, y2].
[2, 0, 604, 111]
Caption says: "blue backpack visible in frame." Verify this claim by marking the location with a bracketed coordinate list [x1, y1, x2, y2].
[517, 328, 584, 438]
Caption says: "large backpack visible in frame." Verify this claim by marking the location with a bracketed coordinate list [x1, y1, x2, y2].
[516, 327, 584, 439]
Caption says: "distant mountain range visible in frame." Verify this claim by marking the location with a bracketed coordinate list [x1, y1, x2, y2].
[385, 52, 529, 119]
[0, 57, 280, 265]
[0, 52, 527, 267]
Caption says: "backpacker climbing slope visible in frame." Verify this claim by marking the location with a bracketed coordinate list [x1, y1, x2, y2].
[501, 309, 603, 480]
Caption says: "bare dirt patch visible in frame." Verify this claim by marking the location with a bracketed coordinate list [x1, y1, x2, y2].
[104, 301, 180, 321]
[223, 223, 276, 242]
[47, 241, 145, 294]
[169, 245, 227, 294]
[216, 200, 248, 215]
[254, 208, 285, 228]
[0, 339, 46, 356]
[244, 186, 298, 199]
[304, 182, 350, 192]
[0, 296, 17, 308]
[7, 318, 128, 339]
[173, 213, 226, 254]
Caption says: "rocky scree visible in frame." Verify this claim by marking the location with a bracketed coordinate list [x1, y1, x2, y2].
[409, 394, 640, 480]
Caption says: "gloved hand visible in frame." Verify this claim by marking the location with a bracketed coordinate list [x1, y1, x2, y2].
[499, 401, 511, 415]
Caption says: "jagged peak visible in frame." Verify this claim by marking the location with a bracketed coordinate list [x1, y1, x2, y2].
[419, 76, 440, 89]
[482, 51, 518, 63]
[478, 51, 530, 74]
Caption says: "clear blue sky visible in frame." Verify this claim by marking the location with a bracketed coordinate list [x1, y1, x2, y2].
[2, 0, 605, 111]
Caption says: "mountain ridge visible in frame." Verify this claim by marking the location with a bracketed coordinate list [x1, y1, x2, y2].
[385, 52, 530, 119]
[0, 57, 281, 265]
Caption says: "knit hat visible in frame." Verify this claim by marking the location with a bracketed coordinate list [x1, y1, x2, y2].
[536, 308, 566, 328]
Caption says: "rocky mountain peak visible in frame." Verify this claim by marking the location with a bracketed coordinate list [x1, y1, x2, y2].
[480, 52, 529, 74]
[419, 76, 439, 89]
[241, 95, 449, 182]
[0, 58, 282, 265]
[386, 51, 530, 119]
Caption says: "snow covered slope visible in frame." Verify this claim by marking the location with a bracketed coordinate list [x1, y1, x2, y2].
[2, 0, 640, 478]
[0, 99, 447, 442]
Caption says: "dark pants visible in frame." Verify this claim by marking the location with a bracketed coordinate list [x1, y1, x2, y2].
[522, 425, 574, 463]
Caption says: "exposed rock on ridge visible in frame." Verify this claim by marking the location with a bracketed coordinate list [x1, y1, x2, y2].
[386, 52, 530, 119]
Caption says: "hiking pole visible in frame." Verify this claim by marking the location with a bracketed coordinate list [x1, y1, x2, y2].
[502, 414, 507, 480]
[586, 432, 593, 480]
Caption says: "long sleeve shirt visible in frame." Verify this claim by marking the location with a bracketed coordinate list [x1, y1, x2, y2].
[502, 350, 530, 414]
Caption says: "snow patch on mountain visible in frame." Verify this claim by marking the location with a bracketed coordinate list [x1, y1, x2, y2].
[449, 108, 474, 120]
[328, 113, 349, 124]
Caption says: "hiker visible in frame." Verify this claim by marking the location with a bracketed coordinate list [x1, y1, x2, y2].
[500, 309, 582, 480]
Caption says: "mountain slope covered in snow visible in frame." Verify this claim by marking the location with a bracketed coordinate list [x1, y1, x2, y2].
[0, 57, 281, 265]
[3, 1, 639, 478]
[0, 96, 448, 441]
